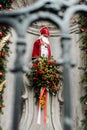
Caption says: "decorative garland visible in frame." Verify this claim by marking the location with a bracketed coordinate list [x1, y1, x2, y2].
[0, 1, 14, 130]
[0, 0, 13, 114]
[79, 1, 87, 129]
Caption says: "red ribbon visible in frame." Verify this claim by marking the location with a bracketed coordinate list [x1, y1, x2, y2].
[39, 86, 46, 100]
[37, 86, 48, 125]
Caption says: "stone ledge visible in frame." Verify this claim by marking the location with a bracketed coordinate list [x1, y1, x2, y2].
[27, 23, 79, 37]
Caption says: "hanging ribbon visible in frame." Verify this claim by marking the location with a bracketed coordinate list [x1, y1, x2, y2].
[37, 87, 46, 124]
[46, 92, 50, 125]
[37, 86, 48, 125]
[43, 90, 48, 124]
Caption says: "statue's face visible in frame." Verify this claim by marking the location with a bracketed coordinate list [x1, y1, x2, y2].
[43, 34, 49, 38]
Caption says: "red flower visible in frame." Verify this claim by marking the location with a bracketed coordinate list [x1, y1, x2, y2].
[0, 4, 2, 9]
[0, 72, 3, 78]
[48, 59, 53, 64]
[1, 52, 5, 58]
[37, 71, 44, 75]
[33, 64, 38, 68]
[0, 32, 2, 37]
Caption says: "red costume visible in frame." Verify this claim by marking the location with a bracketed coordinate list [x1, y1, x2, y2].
[32, 27, 51, 58]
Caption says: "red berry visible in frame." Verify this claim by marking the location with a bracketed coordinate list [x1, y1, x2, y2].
[0, 4, 2, 9]
[80, 28, 85, 32]
[33, 64, 38, 68]
[0, 72, 3, 78]
[0, 52, 5, 58]
[0, 32, 2, 37]
[0, 105, 2, 109]
[1, 52, 5, 58]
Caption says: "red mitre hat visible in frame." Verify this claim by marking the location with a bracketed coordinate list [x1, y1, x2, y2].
[40, 27, 50, 36]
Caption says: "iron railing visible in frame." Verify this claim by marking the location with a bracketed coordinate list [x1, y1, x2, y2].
[0, 0, 87, 130]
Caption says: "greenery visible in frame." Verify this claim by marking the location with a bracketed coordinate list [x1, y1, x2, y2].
[79, 0, 87, 129]
[0, 6, 13, 130]
[0, 126, 2, 130]
[0, 0, 13, 115]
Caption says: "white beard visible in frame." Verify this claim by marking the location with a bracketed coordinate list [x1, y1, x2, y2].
[39, 35, 49, 44]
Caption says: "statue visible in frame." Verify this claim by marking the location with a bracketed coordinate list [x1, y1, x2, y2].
[32, 26, 51, 59]
[20, 27, 63, 130]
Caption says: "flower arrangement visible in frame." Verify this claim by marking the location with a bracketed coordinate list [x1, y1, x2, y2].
[28, 57, 63, 109]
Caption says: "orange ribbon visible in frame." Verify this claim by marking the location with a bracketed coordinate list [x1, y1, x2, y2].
[37, 86, 48, 125]
[43, 90, 48, 124]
